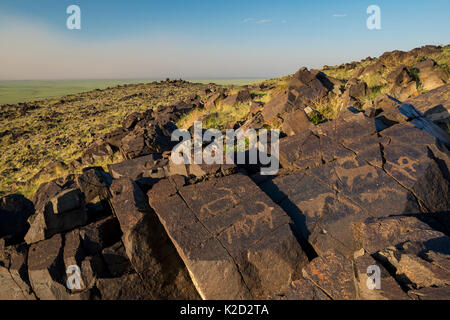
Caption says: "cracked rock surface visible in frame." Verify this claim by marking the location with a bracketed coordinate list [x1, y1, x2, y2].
[1, 46, 450, 300]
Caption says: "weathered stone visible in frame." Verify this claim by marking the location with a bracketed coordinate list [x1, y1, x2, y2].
[32, 177, 75, 213]
[122, 112, 143, 130]
[249, 101, 264, 115]
[419, 68, 446, 91]
[282, 279, 330, 300]
[221, 90, 251, 106]
[359, 61, 386, 77]
[269, 121, 438, 257]
[381, 123, 450, 212]
[354, 253, 409, 300]
[0, 245, 36, 300]
[148, 173, 308, 299]
[278, 131, 322, 171]
[374, 94, 400, 112]
[96, 273, 152, 300]
[120, 130, 150, 160]
[108, 154, 163, 180]
[302, 250, 357, 300]
[405, 83, 450, 124]
[63, 229, 84, 269]
[398, 104, 450, 146]
[376, 246, 450, 290]
[165, 159, 188, 177]
[101, 241, 133, 277]
[344, 78, 368, 100]
[288, 68, 329, 105]
[50, 188, 83, 215]
[281, 109, 312, 136]
[387, 66, 418, 100]
[109, 178, 199, 299]
[353, 216, 445, 255]
[0, 194, 34, 245]
[337, 158, 419, 216]
[414, 59, 438, 71]
[261, 90, 295, 122]
[76, 167, 112, 203]
[28, 234, 69, 300]
[270, 170, 368, 257]
[205, 92, 225, 109]
[63, 229, 105, 293]
[103, 127, 127, 149]
[79, 216, 122, 256]
[81, 140, 114, 165]
[408, 286, 450, 300]
[25, 187, 88, 245]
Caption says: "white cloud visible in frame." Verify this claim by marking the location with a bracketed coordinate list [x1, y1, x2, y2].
[243, 18, 254, 23]
[281, 20, 287, 24]
[255, 19, 271, 24]
[332, 14, 347, 17]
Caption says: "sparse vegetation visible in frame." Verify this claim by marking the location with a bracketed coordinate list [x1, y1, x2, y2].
[310, 95, 343, 120]
[322, 67, 355, 82]
[0, 81, 221, 196]
[1, 45, 449, 199]
[307, 112, 324, 125]
[177, 100, 252, 131]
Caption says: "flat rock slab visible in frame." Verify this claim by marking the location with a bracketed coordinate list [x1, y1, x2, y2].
[148, 173, 308, 299]
[28, 234, 69, 300]
[282, 279, 330, 300]
[96, 273, 153, 300]
[354, 253, 410, 300]
[265, 116, 450, 258]
[266, 169, 371, 257]
[354, 214, 450, 298]
[278, 112, 381, 172]
[109, 178, 199, 300]
[353, 215, 445, 255]
[108, 154, 163, 180]
[302, 250, 357, 300]
[405, 83, 450, 123]
[0, 245, 36, 300]
[0, 195, 34, 245]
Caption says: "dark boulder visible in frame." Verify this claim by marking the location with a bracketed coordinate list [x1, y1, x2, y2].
[109, 178, 199, 299]
[148, 173, 308, 299]
[281, 109, 312, 136]
[387, 66, 417, 100]
[0, 195, 34, 245]
[221, 90, 252, 106]
[0, 244, 36, 299]
[25, 187, 88, 245]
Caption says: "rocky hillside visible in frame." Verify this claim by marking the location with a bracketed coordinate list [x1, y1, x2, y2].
[0, 45, 449, 300]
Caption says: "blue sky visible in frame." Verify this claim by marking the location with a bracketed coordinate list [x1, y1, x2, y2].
[0, 0, 449, 80]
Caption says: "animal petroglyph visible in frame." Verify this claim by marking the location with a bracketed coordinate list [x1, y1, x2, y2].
[389, 156, 420, 182]
[198, 187, 238, 218]
[223, 201, 275, 245]
[335, 165, 378, 187]
[296, 192, 336, 220]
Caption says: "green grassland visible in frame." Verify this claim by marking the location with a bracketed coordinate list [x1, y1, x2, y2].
[0, 79, 265, 105]
[0, 78, 269, 197]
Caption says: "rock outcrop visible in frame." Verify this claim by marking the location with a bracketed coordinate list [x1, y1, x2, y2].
[148, 174, 308, 299]
[1, 45, 449, 300]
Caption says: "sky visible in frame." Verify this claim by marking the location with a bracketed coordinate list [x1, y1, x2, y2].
[0, 0, 449, 80]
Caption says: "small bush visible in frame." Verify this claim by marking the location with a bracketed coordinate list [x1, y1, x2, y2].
[308, 112, 324, 125]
